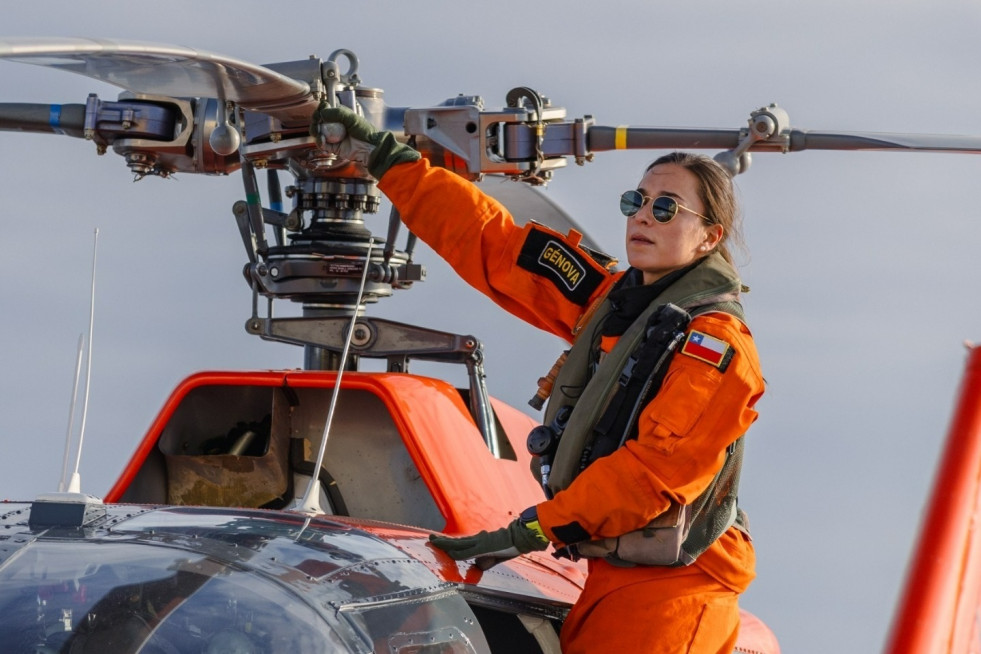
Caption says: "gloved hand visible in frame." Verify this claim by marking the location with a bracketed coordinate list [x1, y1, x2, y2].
[309, 101, 420, 180]
[429, 508, 550, 570]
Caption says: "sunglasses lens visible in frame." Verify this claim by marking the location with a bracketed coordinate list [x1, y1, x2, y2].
[619, 190, 644, 217]
[650, 196, 679, 223]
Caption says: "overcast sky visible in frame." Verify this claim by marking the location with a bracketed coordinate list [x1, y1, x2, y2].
[2, 3, 981, 652]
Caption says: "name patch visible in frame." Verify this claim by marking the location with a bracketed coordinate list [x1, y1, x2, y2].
[539, 240, 586, 291]
[517, 228, 606, 305]
[681, 331, 734, 371]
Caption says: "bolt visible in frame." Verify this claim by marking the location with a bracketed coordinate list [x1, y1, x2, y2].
[350, 323, 373, 347]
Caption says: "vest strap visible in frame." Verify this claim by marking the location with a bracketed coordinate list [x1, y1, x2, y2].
[583, 304, 691, 467]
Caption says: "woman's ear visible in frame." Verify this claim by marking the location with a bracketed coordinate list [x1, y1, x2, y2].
[701, 223, 724, 252]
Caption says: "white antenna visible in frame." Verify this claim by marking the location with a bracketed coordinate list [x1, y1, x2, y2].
[67, 228, 99, 494]
[294, 239, 374, 515]
[58, 334, 85, 492]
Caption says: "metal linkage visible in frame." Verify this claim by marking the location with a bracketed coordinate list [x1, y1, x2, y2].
[245, 314, 501, 454]
[403, 88, 591, 183]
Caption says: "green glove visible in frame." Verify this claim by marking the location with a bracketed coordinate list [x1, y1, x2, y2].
[429, 508, 550, 570]
[309, 102, 420, 180]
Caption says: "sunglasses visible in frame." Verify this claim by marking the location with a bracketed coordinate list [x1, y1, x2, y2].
[619, 189, 711, 224]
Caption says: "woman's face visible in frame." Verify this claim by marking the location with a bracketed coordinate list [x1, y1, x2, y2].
[624, 163, 723, 285]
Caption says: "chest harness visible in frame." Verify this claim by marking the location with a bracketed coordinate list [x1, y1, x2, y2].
[529, 254, 750, 567]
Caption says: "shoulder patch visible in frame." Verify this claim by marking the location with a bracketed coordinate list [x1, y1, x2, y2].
[517, 227, 606, 305]
[681, 330, 735, 372]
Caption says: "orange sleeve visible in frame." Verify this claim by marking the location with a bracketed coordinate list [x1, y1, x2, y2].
[536, 312, 764, 544]
[379, 159, 617, 340]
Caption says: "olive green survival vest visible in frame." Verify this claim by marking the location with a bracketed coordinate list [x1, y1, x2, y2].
[543, 252, 749, 566]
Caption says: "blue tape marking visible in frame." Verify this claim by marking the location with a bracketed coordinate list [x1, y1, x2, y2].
[49, 105, 64, 134]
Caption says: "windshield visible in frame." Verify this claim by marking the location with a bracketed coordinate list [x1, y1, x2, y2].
[0, 541, 337, 653]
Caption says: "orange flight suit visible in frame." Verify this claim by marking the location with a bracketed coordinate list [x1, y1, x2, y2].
[380, 159, 764, 653]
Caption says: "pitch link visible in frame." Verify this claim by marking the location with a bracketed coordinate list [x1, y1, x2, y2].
[714, 105, 790, 176]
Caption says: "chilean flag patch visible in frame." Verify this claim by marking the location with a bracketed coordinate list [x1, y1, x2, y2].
[681, 331, 734, 371]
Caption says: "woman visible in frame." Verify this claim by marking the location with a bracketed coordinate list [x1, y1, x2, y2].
[319, 106, 765, 653]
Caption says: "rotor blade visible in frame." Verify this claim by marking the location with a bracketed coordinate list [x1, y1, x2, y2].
[0, 37, 318, 125]
[0, 103, 86, 137]
[476, 176, 611, 258]
[588, 125, 981, 155]
[784, 130, 981, 154]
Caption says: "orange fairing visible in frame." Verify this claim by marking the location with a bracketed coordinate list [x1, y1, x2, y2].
[105, 370, 545, 535]
[885, 345, 981, 654]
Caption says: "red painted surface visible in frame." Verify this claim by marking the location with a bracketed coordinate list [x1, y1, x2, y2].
[885, 346, 981, 654]
[735, 610, 782, 654]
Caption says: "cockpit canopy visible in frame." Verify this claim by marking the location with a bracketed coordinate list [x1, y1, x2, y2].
[0, 505, 489, 653]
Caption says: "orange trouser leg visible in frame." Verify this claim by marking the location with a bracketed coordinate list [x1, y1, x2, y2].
[560, 562, 741, 654]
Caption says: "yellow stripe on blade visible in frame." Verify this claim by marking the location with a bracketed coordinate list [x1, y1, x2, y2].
[615, 125, 628, 149]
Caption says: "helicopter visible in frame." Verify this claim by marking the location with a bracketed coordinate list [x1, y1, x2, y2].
[0, 35, 978, 653]
[0, 36, 786, 654]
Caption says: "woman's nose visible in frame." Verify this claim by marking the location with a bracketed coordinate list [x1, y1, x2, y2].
[630, 204, 654, 225]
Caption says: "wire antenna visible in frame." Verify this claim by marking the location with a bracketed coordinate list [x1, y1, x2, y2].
[58, 334, 85, 492]
[294, 239, 374, 515]
[67, 228, 99, 494]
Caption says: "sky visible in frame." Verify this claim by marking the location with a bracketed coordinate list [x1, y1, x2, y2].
[2, 2, 981, 652]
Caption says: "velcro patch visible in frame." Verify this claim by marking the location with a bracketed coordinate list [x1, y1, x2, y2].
[681, 331, 734, 371]
[517, 228, 605, 305]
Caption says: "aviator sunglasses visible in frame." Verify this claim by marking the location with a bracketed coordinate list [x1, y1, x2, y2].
[619, 189, 711, 224]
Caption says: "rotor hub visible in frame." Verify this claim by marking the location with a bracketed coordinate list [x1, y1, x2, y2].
[285, 177, 381, 229]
